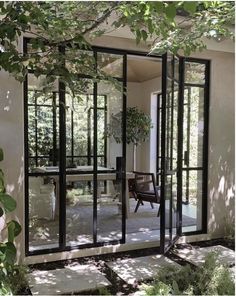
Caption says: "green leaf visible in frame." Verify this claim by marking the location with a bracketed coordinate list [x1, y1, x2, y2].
[7, 221, 15, 243]
[155, 2, 164, 13]
[165, 4, 176, 20]
[0, 148, 3, 161]
[0, 206, 3, 217]
[141, 30, 148, 41]
[0, 243, 6, 261]
[0, 193, 16, 212]
[183, 2, 197, 15]
[0, 169, 5, 193]
[7, 220, 21, 241]
[5, 242, 16, 265]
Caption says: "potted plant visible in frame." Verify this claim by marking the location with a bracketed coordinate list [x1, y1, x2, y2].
[106, 107, 153, 171]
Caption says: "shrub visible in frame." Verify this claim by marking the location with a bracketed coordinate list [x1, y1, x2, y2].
[141, 252, 235, 295]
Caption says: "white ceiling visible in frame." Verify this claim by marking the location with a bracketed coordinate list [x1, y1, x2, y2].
[127, 56, 162, 82]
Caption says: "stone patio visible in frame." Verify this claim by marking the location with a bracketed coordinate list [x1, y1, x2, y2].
[176, 245, 235, 267]
[29, 264, 111, 295]
[28, 244, 235, 295]
[106, 254, 179, 285]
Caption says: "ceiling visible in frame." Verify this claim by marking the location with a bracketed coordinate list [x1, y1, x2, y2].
[127, 56, 162, 82]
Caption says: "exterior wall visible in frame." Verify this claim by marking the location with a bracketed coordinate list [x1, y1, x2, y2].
[192, 50, 235, 236]
[0, 69, 25, 262]
[0, 35, 234, 263]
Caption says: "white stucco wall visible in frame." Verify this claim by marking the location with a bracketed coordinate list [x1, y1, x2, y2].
[192, 50, 235, 236]
[0, 69, 25, 261]
[0, 35, 234, 263]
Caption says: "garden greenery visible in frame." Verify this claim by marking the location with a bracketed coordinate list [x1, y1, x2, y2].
[0, 1, 234, 94]
[141, 252, 235, 296]
[0, 147, 27, 295]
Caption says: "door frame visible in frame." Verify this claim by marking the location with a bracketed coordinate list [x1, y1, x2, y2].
[24, 38, 209, 257]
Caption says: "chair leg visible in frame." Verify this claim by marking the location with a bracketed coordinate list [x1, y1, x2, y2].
[150, 202, 154, 209]
[157, 205, 160, 217]
[134, 200, 141, 213]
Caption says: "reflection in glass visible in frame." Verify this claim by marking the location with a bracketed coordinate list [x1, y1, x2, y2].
[185, 62, 205, 84]
[97, 53, 123, 78]
[97, 177, 122, 242]
[66, 178, 93, 246]
[27, 80, 59, 172]
[29, 176, 59, 251]
[97, 80, 123, 242]
[182, 170, 202, 230]
[183, 87, 204, 168]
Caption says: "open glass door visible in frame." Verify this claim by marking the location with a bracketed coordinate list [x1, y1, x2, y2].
[160, 53, 182, 253]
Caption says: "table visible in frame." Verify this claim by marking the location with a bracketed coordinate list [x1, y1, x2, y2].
[35, 166, 134, 217]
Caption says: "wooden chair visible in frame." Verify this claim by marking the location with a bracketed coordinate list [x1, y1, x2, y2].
[133, 172, 161, 216]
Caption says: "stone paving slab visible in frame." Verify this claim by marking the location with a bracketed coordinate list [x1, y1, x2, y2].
[176, 245, 235, 267]
[106, 255, 179, 285]
[29, 264, 111, 295]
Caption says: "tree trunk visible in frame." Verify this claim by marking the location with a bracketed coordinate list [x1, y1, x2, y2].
[133, 143, 137, 171]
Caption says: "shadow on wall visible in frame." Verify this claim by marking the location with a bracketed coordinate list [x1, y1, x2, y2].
[208, 144, 235, 237]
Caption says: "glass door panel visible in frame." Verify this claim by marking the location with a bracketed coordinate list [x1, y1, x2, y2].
[65, 81, 95, 247]
[160, 54, 181, 253]
[182, 59, 208, 233]
[97, 80, 124, 242]
[26, 74, 60, 252]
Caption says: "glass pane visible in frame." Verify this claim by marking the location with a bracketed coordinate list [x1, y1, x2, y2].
[28, 106, 36, 156]
[185, 62, 205, 84]
[183, 87, 204, 168]
[97, 109, 105, 156]
[65, 81, 93, 167]
[97, 176, 122, 242]
[66, 178, 93, 246]
[98, 80, 123, 170]
[167, 55, 173, 78]
[29, 175, 59, 251]
[174, 57, 179, 81]
[97, 53, 123, 78]
[27, 90, 59, 172]
[37, 106, 54, 156]
[65, 49, 95, 76]
[28, 74, 58, 93]
[182, 170, 202, 231]
[164, 175, 172, 246]
[97, 80, 123, 242]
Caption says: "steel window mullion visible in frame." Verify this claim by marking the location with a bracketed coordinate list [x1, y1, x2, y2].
[58, 46, 66, 250]
[185, 87, 191, 204]
[177, 57, 184, 236]
[121, 53, 127, 243]
[71, 98, 74, 165]
[169, 56, 175, 242]
[93, 51, 98, 244]
[160, 53, 167, 254]
[156, 94, 161, 185]
[35, 95, 38, 166]
[52, 93, 57, 166]
[202, 60, 210, 233]
[24, 37, 30, 255]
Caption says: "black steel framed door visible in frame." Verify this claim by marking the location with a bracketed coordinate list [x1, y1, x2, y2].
[160, 53, 182, 253]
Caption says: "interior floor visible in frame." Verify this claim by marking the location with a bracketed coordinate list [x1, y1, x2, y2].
[29, 197, 197, 251]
